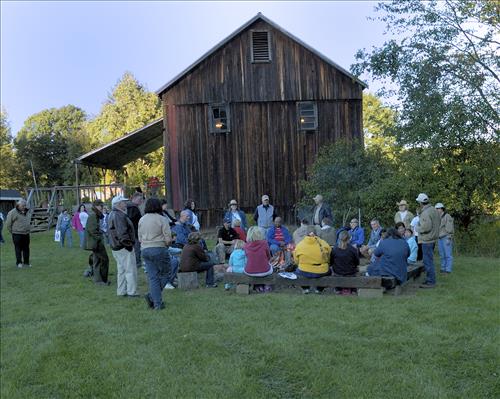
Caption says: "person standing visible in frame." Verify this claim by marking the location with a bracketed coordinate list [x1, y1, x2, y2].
[109, 195, 139, 297]
[127, 192, 144, 268]
[0, 211, 5, 244]
[253, 195, 276, 234]
[72, 204, 88, 248]
[394, 200, 414, 229]
[410, 209, 423, 261]
[84, 200, 110, 286]
[435, 203, 454, 274]
[224, 199, 248, 230]
[311, 195, 332, 226]
[139, 198, 173, 310]
[5, 199, 31, 268]
[416, 193, 440, 288]
[56, 209, 73, 248]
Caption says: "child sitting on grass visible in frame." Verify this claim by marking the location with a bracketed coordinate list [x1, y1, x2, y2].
[225, 239, 247, 290]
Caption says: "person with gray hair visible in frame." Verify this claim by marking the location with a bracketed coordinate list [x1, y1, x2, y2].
[171, 211, 192, 248]
[5, 199, 31, 268]
[311, 194, 332, 226]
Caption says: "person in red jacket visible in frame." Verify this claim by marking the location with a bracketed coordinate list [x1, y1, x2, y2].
[232, 219, 247, 242]
[243, 226, 272, 277]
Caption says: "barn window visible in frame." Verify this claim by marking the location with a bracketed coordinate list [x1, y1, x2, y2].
[298, 102, 318, 131]
[251, 30, 271, 63]
[209, 104, 231, 133]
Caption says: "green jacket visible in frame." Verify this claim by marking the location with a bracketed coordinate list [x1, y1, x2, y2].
[439, 213, 454, 238]
[417, 204, 440, 244]
[84, 209, 103, 251]
[5, 207, 31, 235]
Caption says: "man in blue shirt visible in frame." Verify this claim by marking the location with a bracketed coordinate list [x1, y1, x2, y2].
[171, 211, 192, 248]
[348, 218, 365, 248]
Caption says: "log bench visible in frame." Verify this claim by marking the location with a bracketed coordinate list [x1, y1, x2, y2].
[223, 263, 425, 298]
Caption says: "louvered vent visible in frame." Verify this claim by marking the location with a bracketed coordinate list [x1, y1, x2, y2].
[251, 31, 271, 62]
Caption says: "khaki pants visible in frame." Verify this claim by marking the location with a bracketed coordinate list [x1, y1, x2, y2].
[112, 248, 138, 296]
[215, 243, 233, 264]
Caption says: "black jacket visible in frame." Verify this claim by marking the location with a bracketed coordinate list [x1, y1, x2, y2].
[126, 203, 142, 238]
[108, 208, 135, 251]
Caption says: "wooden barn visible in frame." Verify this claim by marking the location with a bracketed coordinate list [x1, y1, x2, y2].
[157, 13, 367, 226]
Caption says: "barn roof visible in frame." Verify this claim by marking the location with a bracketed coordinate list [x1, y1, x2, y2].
[156, 12, 368, 97]
[75, 119, 163, 170]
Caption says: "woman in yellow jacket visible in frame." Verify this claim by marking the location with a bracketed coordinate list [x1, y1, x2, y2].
[293, 226, 332, 294]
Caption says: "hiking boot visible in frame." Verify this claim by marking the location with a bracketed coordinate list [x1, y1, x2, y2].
[144, 294, 154, 309]
[419, 282, 436, 289]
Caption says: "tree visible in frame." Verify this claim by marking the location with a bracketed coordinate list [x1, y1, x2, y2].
[352, 0, 500, 229]
[86, 72, 163, 187]
[362, 92, 397, 155]
[0, 109, 23, 190]
[15, 105, 89, 187]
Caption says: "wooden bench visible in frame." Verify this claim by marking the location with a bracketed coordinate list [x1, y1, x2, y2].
[223, 263, 425, 298]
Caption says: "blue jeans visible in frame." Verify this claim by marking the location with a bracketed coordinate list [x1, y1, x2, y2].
[134, 239, 141, 267]
[169, 255, 179, 284]
[422, 242, 436, 285]
[60, 225, 73, 247]
[142, 247, 171, 309]
[438, 237, 453, 272]
[78, 230, 85, 248]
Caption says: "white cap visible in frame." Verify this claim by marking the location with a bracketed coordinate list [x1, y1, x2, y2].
[415, 193, 429, 203]
[262, 195, 269, 201]
[435, 203, 445, 209]
[111, 195, 129, 207]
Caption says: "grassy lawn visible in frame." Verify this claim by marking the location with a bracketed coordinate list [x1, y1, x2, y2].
[1, 231, 499, 398]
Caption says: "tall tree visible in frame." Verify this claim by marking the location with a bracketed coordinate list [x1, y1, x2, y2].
[0, 109, 23, 190]
[352, 0, 500, 229]
[15, 105, 89, 187]
[362, 92, 397, 155]
[86, 72, 163, 187]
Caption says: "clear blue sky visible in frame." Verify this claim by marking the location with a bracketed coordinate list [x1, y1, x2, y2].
[1, 1, 386, 135]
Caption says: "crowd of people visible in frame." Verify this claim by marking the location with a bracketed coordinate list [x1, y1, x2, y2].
[2, 190, 455, 309]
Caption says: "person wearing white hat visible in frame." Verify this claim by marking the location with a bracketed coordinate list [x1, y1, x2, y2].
[108, 195, 139, 297]
[311, 194, 333, 226]
[415, 193, 440, 288]
[253, 195, 276, 234]
[435, 203, 454, 274]
[224, 199, 248, 230]
[394, 200, 414, 229]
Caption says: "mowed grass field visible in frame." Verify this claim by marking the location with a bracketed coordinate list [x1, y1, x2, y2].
[1, 231, 499, 398]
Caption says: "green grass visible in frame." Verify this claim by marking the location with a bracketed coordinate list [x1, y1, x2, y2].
[1, 231, 499, 398]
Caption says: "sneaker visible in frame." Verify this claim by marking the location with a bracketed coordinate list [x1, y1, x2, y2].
[17, 263, 23, 268]
[164, 283, 175, 290]
[419, 282, 436, 289]
[206, 283, 218, 288]
[314, 288, 323, 294]
[95, 281, 109, 286]
[302, 288, 310, 295]
[153, 303, 165, 311]
[144, 294, 154, 309]
[24, 264, 32, 268]
[127, 293, 141, 297]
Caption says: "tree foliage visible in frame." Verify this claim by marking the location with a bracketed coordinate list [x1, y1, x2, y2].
[348, 0, 500, 230]
[362, 92, 397, 155]
[14, 105, 89, 187]
[86, 72, 163, 187]
[0, 110, 23, 190]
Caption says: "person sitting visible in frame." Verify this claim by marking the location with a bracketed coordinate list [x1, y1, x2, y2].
[318, 217, 336, 247]
[224, 199, 248, 230]
[331, 230, 360, 295]
[224, 239, 247, 290]
[266, 217, 292, 255]
[293, 218, 321, 245]
[348, 218, 365, 248]
[183, 199, 200, 231]
[293, 226, 332, 294]
[232, 219, 247, 242]
[367, 228, 410, 284]
[404, 228, 418, 265]
[160, 199, 177, 227]
[171, 211, 191, 248]
[360, 219, 382, 258]
[179, 232, 217, 288]
[243, 226, 272, 279]
[215, 217, 238, 264]
[395, 222, 406, 238]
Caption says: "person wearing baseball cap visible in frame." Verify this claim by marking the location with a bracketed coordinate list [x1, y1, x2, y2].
[108, 194, 140, 297]
[215, 217, 239, 263]
[435, 203, 454, 274]
[311, 194, 333, 226]
[224, 199, 248, 230]
[84, 199, 110, 286]
[415, 193, 441, 288]
[394, 200, 414, 229]
[253, 195, 276, 234]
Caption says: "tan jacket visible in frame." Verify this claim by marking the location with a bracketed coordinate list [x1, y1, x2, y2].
[5, 207, 31, 235]
[394, 210, 414, 228]
[439, 213, 454, 238]
[417, 204, 440, 244]
[138, 213, 172, 249]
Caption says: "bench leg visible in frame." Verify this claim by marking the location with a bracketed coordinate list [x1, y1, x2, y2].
[357, 288, 384, 298]
[236, 284, 250, 295]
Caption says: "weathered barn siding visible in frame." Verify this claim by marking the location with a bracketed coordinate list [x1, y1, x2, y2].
[161, 17, 364, 226]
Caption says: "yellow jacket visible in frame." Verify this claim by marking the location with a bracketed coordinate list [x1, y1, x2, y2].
[293, 236, 331, 274]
